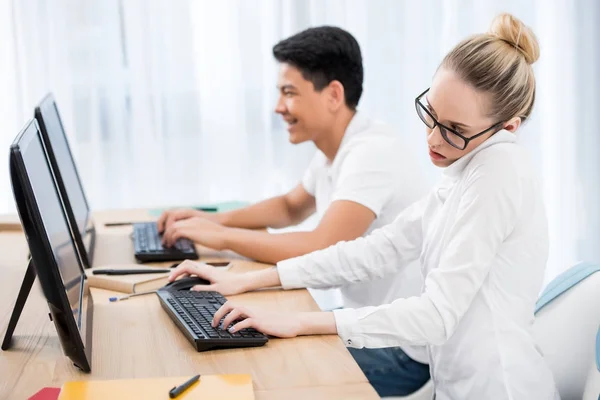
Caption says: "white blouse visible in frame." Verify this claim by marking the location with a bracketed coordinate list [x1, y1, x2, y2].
[278, 131, 559, 399]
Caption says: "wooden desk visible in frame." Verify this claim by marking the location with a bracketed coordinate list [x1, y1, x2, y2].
[0, 210, 378, 400]
[0, 213, 21, 232]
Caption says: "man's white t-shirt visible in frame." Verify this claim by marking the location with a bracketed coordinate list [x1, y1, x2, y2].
[301, 112, 428, 362]
[302, 111, 427, 303]
[302, 112, 428, 364]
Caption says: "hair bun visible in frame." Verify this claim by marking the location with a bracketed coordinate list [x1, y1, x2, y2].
[489, 13, 539, 64]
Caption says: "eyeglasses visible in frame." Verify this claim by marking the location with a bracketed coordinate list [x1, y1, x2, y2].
[415, 88, 503, 150]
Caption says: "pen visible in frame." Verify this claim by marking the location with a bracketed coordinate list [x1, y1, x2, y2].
[104, 222, 133, 227]
[169, 374, 200, 398]
[109, 289, 157, 302]
[193, 207, 218, 212]
[92, 269, 171, 275]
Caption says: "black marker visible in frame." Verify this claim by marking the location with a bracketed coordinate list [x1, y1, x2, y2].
[169, 374, 200, 398]
[92, 269, 170, 275]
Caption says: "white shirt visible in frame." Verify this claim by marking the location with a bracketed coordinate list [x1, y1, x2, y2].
[301, 111, 426, 308]
[280, 131, 559, 399]
[302, 112, 429, 363]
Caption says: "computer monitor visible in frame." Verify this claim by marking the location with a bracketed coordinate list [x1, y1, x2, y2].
[5, 119, 93, 372]
[35, 94, 95, 268]
[33, 94, 198, 264]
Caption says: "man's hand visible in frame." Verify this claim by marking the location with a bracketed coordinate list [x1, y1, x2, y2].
[157, 208, 201, 233]
[157, 208, 221, 233]
[161, 217, 228, 249]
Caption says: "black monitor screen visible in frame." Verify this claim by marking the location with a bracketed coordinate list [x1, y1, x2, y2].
[20, 129, 84, 326]
[38, 102, 89, 239]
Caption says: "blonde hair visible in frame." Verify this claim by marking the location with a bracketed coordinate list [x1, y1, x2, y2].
[442, 13, 540, 123]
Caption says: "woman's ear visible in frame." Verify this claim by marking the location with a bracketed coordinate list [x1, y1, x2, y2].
[503, 117, 522, 133]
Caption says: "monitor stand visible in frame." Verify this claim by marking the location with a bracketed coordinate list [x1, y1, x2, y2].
[1, 259, 36, 350]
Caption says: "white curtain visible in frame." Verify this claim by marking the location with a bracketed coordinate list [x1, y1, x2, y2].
[0, 0, 598, 282]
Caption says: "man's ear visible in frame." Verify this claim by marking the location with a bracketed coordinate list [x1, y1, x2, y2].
[326, 80, 346, 111]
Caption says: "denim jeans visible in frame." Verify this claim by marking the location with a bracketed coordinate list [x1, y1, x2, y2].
[348, 347, 430, 397]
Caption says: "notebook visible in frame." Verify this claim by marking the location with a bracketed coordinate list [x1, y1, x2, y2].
[85, 265, 170, 294]
[57, 374, 254, 400]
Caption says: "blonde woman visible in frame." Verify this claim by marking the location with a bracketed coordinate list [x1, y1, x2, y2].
[170, 13, 558, 399]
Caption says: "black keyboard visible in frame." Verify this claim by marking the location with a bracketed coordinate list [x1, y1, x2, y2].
[133, 222, 199, 262]
[157, 289, 268, 352]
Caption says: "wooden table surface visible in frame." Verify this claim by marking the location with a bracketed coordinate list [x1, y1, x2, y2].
[0, 210, 377, 400]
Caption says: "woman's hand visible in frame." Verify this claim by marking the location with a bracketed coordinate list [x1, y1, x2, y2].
[212, 302, 338, 338]
[212, 302, 304, 338]
[168, 260, 251, 295]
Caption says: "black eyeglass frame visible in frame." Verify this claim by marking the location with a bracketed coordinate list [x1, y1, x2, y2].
[415, 88, 504, 150]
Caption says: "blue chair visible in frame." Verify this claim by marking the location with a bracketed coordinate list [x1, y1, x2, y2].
[385, 262, 600, 400]
[533, 262, 600, 400]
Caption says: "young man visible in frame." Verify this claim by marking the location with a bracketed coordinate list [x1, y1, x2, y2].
[159, 26, 430, 394]
[160, 26, 425, 267]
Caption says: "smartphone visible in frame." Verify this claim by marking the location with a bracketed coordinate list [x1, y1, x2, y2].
[205, 261, 231, 267]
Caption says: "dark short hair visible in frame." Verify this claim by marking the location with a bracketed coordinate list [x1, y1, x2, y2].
[273, 26, 363, 109]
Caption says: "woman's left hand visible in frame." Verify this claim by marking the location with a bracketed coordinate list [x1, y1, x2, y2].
[212, 302, 303, 338]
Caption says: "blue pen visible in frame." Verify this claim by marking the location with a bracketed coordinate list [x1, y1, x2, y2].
[169, 374, 200, 398]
